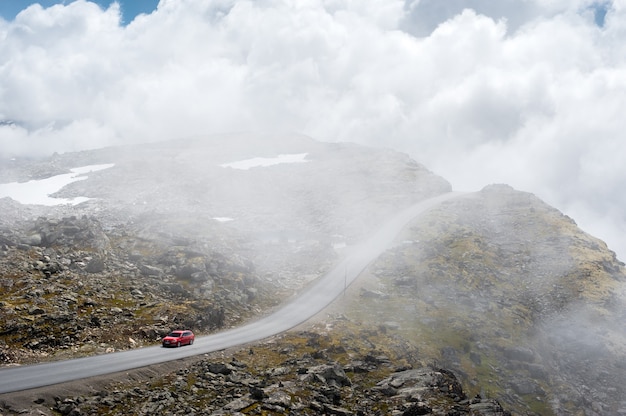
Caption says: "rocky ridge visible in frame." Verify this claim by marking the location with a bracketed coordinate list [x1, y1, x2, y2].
[1, 135, 625, 415]
[350, 184, 626, 415]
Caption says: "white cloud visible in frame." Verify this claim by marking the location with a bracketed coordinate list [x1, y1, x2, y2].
[1, 0, 625, 260]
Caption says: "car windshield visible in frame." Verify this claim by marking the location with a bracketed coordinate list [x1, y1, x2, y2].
[168, 332, 183, 337]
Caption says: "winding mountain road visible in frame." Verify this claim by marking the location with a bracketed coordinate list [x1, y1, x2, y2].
[0, 192, 462, 394]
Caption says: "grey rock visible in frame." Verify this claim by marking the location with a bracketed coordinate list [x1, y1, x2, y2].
[85, 257, 105, 273]
[23, 234, 42, 246]
[308, 363, 351, 387]
[140, 264, 163, 277]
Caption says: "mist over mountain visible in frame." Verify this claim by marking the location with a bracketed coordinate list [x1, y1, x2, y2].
[362, 184, 626, 414]
[0, 134, 625, 415]
[1, 0, 626, 264]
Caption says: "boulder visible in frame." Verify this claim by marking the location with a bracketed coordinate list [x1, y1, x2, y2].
[307, 363, 351, 387]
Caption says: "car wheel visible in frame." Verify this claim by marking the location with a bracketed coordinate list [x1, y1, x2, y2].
[177, 341, 181, 347]
[189, 339, 194, 345]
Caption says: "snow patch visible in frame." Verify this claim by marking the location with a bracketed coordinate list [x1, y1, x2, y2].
[220, 153, 308, 170]
[0, 163, 114, 206]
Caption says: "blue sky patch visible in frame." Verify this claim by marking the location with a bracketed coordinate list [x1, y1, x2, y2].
[590, 1, 610, 27]
[0, 0, 160, 25]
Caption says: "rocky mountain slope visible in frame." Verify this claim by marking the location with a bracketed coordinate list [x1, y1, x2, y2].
[351, 184, 626, 415]
[0, 133, 449, 363]
[1, 134, 625, 415]
[2, 318, 511, 416]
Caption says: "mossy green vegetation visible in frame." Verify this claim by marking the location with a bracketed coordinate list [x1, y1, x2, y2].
[337, 186, 626, 415]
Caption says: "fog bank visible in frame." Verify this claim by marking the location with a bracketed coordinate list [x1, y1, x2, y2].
[1, 0, 624, 259]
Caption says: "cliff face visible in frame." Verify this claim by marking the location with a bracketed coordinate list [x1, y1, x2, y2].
[0, 135, 625, 415]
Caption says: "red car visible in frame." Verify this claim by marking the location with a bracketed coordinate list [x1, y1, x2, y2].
[162, 330, 195, 347]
